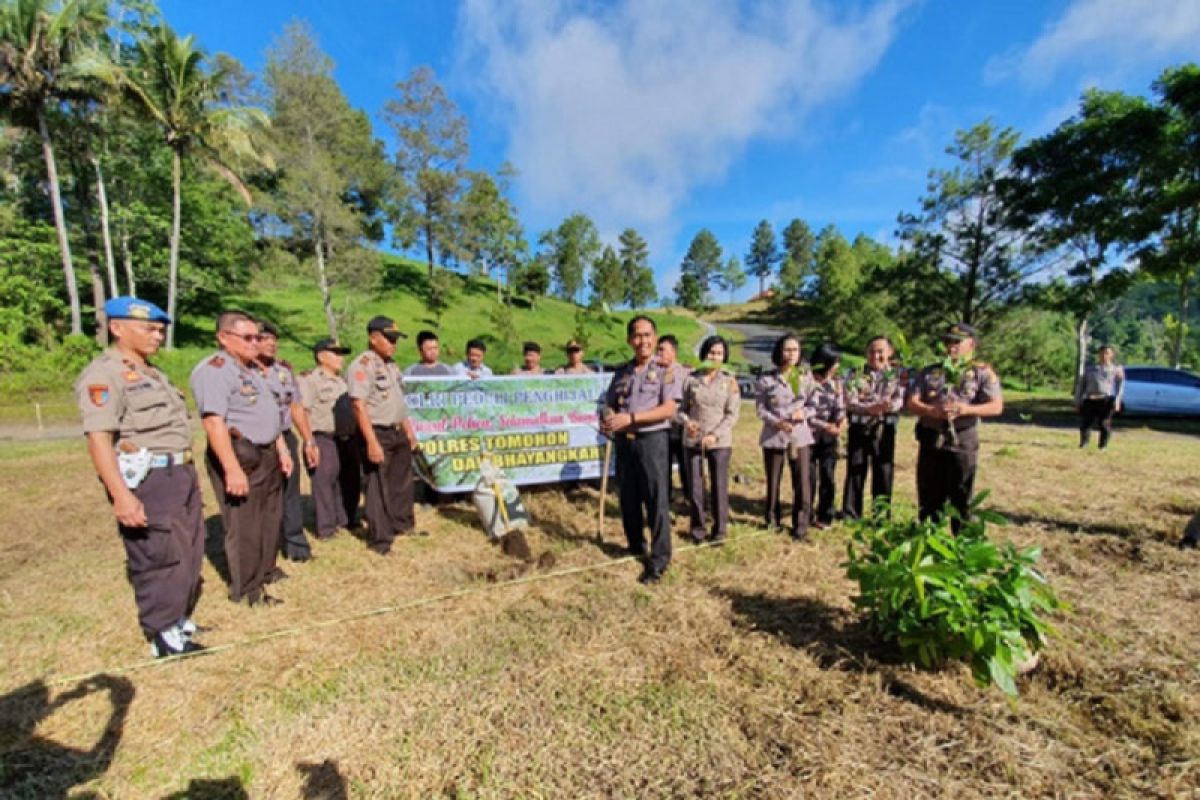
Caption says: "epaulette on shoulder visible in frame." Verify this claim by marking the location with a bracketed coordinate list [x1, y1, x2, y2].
[300, 369, 312, 377]
[208, 355, 225, 368]
[359, 354, 371, 365]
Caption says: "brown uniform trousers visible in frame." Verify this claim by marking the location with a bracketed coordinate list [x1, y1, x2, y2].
[311, 432, 361, 538]
[763, 447, 812, 537]
[362, 425, 414, 553]
[206, 439, 282, 602]
[117, 463, 205, 637]
[685, 446, 731, 542]
[916, 423, 979, 528]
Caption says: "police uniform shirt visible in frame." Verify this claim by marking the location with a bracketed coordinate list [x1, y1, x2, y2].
[190, 352, 282, 445]
[756, 369, 816, 449]
[605, 359, 680, 433]
[347, 350, 409, 427]
[77, 349, 192, 452]
[680, 369, 740, 449]
[262, 360, 303, 432]
[807, 375, 846, 443]
[298, 368, 356, 436]
[1076, 363, 1125, 403]
[845, 366, 907, 421]
[911, 362, 1002, 432]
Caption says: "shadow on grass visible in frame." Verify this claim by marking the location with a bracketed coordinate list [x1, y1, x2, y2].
[0, 675, 134, 798]
[163, 776, 249, 799]
[296, 758, 349, 799]
[992, 508, 1144, 540]
[1002, 395, 1200, 438]
[204, 514, 232, 588]
[716, 589, 964, 715]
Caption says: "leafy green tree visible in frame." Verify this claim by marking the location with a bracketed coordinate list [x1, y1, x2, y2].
[617, 227, 649, 307]
[589, 244, 622, 308]
[627, 265, 657, 308]
[383, 65, 467, 277]
[987, 306, 1075, 390]
[780, 218, 815, 294]
[1137, 64, 1200, 368]
[460, 166, 526, 303]
[717, 254, 746, 304]
[679, 228, 722, 300]
[813, 226, 862, 344]
[514, 253, 550, 308]
[745, 219, 779, 295]
[264, 22, 390, 338]
[95, 24, 269, 347]
[0, 0, 109, 334]
[1007, 89, 1158, 380]
[673, 271, 705, 311]
[897, 120, 1038, 330]
[540, 212, 600, 303]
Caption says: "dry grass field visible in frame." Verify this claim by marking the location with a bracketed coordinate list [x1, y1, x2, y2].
[1, 403, 1198, 798]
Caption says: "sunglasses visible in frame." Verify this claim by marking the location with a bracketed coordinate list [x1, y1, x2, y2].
[222, 331, 262, 343]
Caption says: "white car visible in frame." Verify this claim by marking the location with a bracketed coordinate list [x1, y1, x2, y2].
[1120, 366, 1200, 416]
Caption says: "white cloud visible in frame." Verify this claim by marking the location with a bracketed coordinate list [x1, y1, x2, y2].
[457, 0, 907, 237]
[986, 0, 1200, 86]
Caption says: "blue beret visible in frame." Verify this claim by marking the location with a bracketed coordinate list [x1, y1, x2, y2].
[104, 296, 171, 324]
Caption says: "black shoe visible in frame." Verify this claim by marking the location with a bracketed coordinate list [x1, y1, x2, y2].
[624, 546, 647, 559]
[1179, 537, 1199, 551]
[265, 567, 289, 584]
[790, 527, 808, 542]
[638, 565, 665, 585]
[151, 632, 206, 658]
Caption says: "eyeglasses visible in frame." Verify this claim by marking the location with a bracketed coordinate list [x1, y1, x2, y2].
[221, 331, 262, 343]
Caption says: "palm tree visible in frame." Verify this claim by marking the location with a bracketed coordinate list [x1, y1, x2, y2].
[0, 0, 109, 336]
[90, 24, 267, 347]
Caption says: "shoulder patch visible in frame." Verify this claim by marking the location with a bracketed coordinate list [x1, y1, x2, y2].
[88, 384, 110, 407]
[208, 355, 225, 368]
[354, 370, 367, 382]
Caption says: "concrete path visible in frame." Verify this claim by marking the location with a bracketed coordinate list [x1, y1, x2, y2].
[719, 322, 792, 369]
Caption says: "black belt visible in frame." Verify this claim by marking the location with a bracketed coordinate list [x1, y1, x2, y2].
[621, 428, 667, 441]
[316, 430, 357, 441]
[373, 422, 406, 431]
[851, 414, 898, 426]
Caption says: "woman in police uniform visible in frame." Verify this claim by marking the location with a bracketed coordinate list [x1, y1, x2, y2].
[756, 334, 815, 541]
[679, 335, 740, 544]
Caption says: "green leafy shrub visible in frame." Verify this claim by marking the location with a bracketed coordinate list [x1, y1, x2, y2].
[842, 493, 1062, 696]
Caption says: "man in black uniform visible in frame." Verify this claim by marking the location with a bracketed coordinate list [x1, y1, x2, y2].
[907, 323, 1003, 526]
[77, 297, 206, 656]
[191, 310, 293, 607]
[601, 316, 680, 584]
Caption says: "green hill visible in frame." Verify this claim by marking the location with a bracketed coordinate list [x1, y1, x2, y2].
[0, 256, 707, 424]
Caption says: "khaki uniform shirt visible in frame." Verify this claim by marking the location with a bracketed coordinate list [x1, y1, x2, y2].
[680, 369, 740, 449]
[756, 369, 816, 449]
[190, 351, 282, 446]
[844, 366, 907, 422]
[76, 349, 192, 453]
[807, 376, 846, 444]
[604, 359, 681, 434]
[1075, 363, 1125, 404]
[298, 368, 356, 437]
[261, 359, 303, 432]
[347, 350, 409, 427]
[911, 362, 1002, 435]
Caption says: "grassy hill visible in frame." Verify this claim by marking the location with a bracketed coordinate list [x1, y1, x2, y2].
[0, 256, 707, 424]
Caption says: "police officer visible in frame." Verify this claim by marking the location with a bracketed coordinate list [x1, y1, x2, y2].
[298, 339, 360, 540]
[656, 335, 691, 507]
[679, 335, 740, 544]
[77, 297, 206, 657]
[257, 320, 315, 568]
[1075, 344, 1125, 449]
[756, 334, 815, 541]
[806, 344, 845, 528]
[841, 336, 906, 519]
[349, 316, 421, 555]
[907, 322, 1003, 525]
[601, 315, 680, 584]
[191, 310, 293, 607]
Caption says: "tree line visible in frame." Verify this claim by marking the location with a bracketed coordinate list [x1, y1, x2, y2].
[670, 64, 1199, 380]
[2, 1, 1197, 384]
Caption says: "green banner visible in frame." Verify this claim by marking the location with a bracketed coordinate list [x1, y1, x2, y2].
[404, 373, 613, 492]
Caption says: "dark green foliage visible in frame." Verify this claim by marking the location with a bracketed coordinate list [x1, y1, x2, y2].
[843, 493, 1062, 697]
[745, 219, 779, 295]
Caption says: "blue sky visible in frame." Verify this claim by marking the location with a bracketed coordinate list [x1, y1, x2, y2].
[160, 0, 1200, 301]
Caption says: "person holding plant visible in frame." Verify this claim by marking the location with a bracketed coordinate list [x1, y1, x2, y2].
[679, 335, 740, 544]
[906, 322, 1003, 526]
[756, 334, 815, 541]
[1074, 344, 1124, 449]
[842, 336, 907, 519]
[806, 344, 845, 528]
